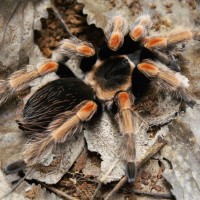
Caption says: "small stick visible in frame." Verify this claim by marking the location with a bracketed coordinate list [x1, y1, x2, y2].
[91, 155, 120, 200]
[51, 1, 73, 37]
[0, 168, 34, 200]
[130, 189, 173, 199]
[42, 183, 78, 200]
[91, 182, 102, 200]
[105, 136, 167, 200]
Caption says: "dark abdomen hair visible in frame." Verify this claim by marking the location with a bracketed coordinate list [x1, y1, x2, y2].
[18, 78, 96, 135]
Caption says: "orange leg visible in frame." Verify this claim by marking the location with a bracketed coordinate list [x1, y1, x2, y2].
[129, 14, 152, 41]
[5, 100, 98, 173]
[0, 61, 58, 106]
[115, 91, 138, 183]
[143, 29, 194, 49]
[59, 37, 95, 57]
[105, 12, 129, 51]
[138, 59, 196, 107]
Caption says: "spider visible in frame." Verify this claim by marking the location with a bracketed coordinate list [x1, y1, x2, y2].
[1, 12, 199, 184]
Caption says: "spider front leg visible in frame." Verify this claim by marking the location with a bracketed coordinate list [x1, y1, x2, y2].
[143, 29, 195, 49]
[129, 14, 152, 42]
[59, 37, 97, 72]
[104, 12, 129, 51]
[114, 91, 138, 183]
[137, 59, 196, 107]
[5, 78, 100, 173]
[128, 15, 188, 71]
[0, 61, 58, 106]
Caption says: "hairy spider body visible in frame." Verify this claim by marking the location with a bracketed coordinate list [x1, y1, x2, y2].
[2, 12, 199, 184]
[18, 78, 98, 134]
[15, 77, 101, 166]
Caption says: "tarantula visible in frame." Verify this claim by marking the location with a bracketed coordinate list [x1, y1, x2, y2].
[1, 12, 199, 183]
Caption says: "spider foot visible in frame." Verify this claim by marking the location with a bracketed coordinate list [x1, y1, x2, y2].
[4, 160, 26, 175]
[125, 161, 137, 183]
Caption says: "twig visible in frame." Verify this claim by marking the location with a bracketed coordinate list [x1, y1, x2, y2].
[42, 183, 78, 200]
[105, 136, 167, 200]
[91, 182, 102, 200]
[130, 189, 173, 199]
[0, 168, 34, 200]
[91, 156, 120, 200]
[51, 1, 73, 37]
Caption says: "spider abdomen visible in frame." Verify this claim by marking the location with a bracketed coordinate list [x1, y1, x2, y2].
[18, 78, 96, 135]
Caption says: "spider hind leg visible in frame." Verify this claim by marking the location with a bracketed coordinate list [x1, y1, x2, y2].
[6, 100, 98, 172]
[22, 100, 98, 166]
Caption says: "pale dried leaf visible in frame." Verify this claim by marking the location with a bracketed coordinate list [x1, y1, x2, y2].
[0, 169, 62, 200]
[159, 107, 200, 200]
[0, 0, 51, 74]
[26, 134, 85, 184]
[84, 97, 178, 183]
